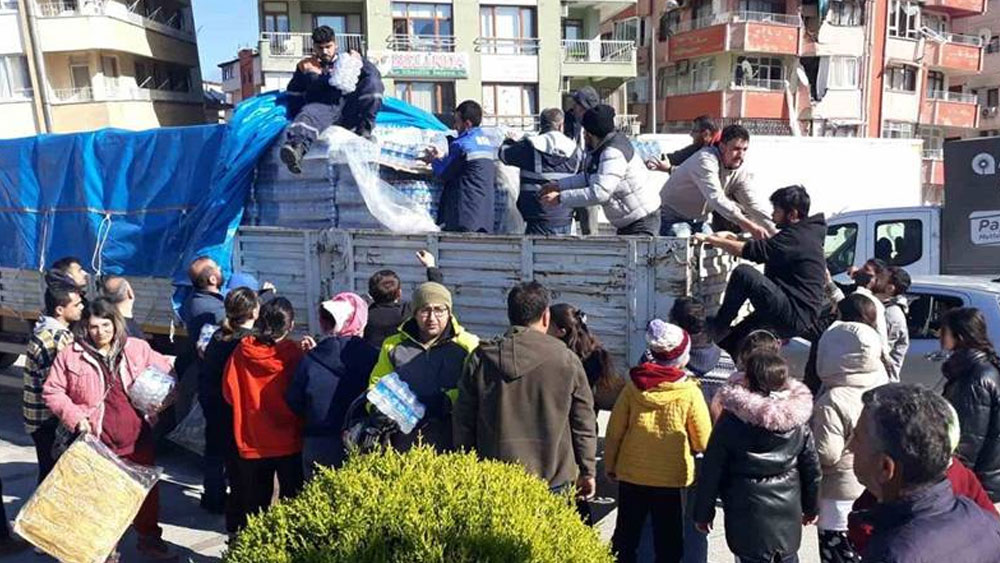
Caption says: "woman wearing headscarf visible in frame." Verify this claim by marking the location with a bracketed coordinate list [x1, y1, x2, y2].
[285, 292, 379, 475]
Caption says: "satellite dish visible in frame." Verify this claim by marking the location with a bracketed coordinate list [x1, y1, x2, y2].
[978, 27, 993, 45]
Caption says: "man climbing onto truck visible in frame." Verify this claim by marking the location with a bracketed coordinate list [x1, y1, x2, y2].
[280, 25, 384, 174]
[695, 185, 827, 356]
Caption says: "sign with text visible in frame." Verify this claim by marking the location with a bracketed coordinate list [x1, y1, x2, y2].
[370, 51, 469, 78]
[970, 210, 1000, 246]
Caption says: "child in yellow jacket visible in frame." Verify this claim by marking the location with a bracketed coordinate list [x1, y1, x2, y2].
[606, 319, 712, 563]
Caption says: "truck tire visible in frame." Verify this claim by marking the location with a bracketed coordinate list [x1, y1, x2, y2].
[0, 352, 19, 370]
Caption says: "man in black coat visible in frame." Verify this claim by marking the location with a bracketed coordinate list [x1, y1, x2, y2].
[695, 185, 827, 356]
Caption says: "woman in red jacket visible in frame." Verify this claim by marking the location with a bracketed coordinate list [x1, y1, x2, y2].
[43, 298, 175, 561]
[223, 297, 306, 529]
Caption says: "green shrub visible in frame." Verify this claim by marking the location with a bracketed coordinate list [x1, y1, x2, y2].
[224, 446, 613, 563]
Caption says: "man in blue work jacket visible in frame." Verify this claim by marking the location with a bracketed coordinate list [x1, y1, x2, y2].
[420, 100, 497, 233]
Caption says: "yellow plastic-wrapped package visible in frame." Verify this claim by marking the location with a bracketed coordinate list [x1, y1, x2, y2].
[14, 433, 160, 563]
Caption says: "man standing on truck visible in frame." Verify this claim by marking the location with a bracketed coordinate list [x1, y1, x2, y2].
[279, 25, 384, 174]
[539, 105, 661, 236]
[660, 125, 774, 239]
[695, 185, 827, 355]
[498, 108, 581, 235]
[23, 287, 83, 484]
[420, 100, 497, 233]
[565, 86, 602, 235]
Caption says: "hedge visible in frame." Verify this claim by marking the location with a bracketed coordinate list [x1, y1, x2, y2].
[223, 446, 613, 563]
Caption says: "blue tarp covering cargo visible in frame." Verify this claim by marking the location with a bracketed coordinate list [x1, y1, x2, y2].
[0, 93, 446, 287]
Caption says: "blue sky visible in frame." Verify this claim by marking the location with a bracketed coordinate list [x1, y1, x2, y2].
[192, 0, 259, 82]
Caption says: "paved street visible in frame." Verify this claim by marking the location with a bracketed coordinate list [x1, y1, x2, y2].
[0, 365, 819, 562]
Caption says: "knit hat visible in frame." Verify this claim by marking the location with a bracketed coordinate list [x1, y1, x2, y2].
[582, 104, 616, 138]
[645, 319, 691, 368]
[572, 86, 600, 110]
[411, 282, 452, 314]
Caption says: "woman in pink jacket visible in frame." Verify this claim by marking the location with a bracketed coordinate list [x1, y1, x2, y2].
[43, 298, 176, 562]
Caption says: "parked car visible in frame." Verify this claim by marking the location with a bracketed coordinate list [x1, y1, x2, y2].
[784, 276, 1000, 390]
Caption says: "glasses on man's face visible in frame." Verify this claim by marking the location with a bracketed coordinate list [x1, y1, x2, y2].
[416, 305, 449, 319]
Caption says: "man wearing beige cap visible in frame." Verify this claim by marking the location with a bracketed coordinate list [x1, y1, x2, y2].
[368, 282, 479, 451]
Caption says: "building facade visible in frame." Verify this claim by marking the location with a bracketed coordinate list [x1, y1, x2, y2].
[953, 0, 1000, 139]
[252, 0, 638, 129]
[219, 48, 263, 108]
[0, 0, 205, 139]
[620, 0, 986, 198]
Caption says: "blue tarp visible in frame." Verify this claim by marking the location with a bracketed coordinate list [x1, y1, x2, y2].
[0, 93, 445, 289]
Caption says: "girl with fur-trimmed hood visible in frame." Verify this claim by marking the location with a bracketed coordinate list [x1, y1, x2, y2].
[694, 351, 821, 563]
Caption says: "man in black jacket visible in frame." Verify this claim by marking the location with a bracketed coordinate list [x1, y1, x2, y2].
[499, 108, 581, 235]
[363, 250, 444, 349]
[644, 115, 720, 173]
[696, 185, 827, 355]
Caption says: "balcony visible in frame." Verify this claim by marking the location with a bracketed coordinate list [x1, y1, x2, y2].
[560, 0, 637, 22]
[668, 11, 802, 62]
[923, 32, 983, 73]
[386, 34, 456, 52]
[561, 39, 636, 78]
[474, 37, 540, 55]
[482, 113, 639, 134]
[922, 149, 945, 186]
[920, 90, 978, 128]
[662, 80, 792, 122]
[49, 80, 202, 105]
[259, 31, 365, 73]
[922, 0, 986, 17]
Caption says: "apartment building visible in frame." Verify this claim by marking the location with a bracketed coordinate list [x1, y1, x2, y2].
[619, 0, 985, 198]
[0, 0, 205, 139]
[219, 48, 263, 107]
[251, 0, 638, 130]
[953, 0, 1000, 139]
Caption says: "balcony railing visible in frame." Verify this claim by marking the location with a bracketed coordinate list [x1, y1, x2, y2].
[261, 32, 366, 57]
[49, 79, 200, 105]
[562, 39, 635, 63]
[662, 80, 721, 97]
[51, 86, 94, 102]
[34, 0, 195, 41]
[927, 90, 978, 103]
[474, 37, 540, 55]
[387, 34, 456, 52]
[482, 114, 540, 130]
[922, 148, 944, 160]
[675, 11, 802, 33]
[732, 77, 787, 91]
[0, 87, 33, 101]
[924, 29, 984, 47]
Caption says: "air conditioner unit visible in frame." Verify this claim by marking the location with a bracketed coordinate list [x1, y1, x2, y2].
[983, 106, 998, 117]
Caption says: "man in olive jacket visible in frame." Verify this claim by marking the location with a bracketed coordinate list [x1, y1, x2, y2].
[453, 282, 597, 497]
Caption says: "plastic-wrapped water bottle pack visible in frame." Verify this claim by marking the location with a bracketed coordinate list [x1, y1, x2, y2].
[329, 53, 363, 94]
[128, 366, 176, 416]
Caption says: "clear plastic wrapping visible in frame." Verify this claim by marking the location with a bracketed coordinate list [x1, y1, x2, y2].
[128, 366, 177, 416]
[14, 433, 161, 563]
[329, 52, 363, 94]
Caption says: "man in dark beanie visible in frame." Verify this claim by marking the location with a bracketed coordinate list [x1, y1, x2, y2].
[539, 105, 661, 236]
[566, 86, 601, 235]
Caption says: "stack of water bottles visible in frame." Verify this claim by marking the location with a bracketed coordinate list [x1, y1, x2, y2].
[366, 372, 425, 434]
[329, 53, 363, 94]
[632, 138, 663, 162]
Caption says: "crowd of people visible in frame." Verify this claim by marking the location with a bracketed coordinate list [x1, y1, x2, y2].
[2, 26, 1000, 563]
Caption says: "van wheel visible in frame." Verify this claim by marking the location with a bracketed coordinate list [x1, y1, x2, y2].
[0, 353, 18, 370]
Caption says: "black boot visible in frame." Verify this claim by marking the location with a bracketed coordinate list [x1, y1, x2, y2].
[280, 143, 306, 174]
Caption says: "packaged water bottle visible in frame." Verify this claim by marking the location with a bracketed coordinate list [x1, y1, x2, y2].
[366, 372, 425, 434]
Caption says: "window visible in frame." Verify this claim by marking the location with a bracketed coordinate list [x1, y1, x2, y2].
[692, 0, 713, 26]
[740, 0, 783, 13]
[659, 11, 680, 40]
[926, 70, 944, 96]
[825, 223, 859, 275]
[919, 125, 944, 152]
[613, 17, 641, 46]
[262, 2, 289, 32]
[0, 55, 30, 99]
[394, 81, 455, 115]
[0, 0, 17, 12]
[888, 0, 919, 39]
[989, 36, 1000, 54]
[906, 293, 963, 340]
[222, 65, 235, 81]
[828, 56, 859, 88]
[479, 6, 536, 54]
[393, 3, 450, 37]
[875, 219, 923, 266]
[660, 57, 716, 96]
[630, 75, 649, 103]
[882, 120, 915, 138]
[734, 56, 784, 89]
[563, 19, 583, 40]
[481, 83, 537, 129]
[829, 0, 864, 26]
[885, 65, 917, 92]
[922, 14, 946, 34]
[101, 56, 119, 79]
[70, 61, 91, 91]
[822, 123, 859, 137]
[989, 88, 999, 107]
[314, 13, 362, 35]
